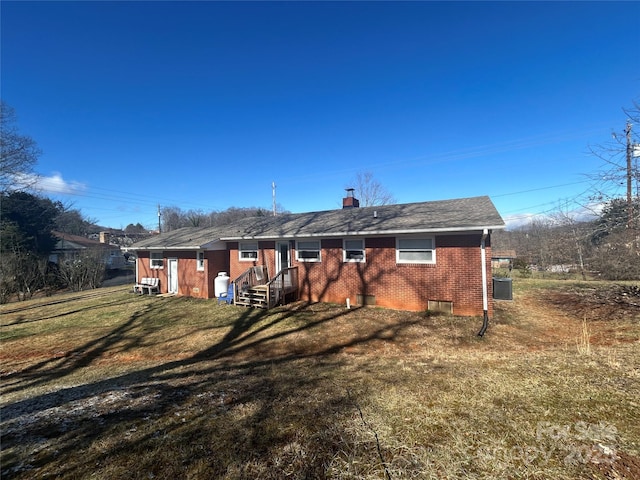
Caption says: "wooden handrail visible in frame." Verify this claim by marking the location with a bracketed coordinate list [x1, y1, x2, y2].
[232, 265, 298, 308]
[265, 266, 298, 308]
[232, 265, 269, 301]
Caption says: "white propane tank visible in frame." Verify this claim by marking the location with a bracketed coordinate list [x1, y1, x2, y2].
[214, 272, 230, 298]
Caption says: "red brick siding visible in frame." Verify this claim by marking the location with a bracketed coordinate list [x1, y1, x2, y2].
[228, 241, 277, 279]
[135, 251, 166, 293]
[140, 233, 493, 316]
[227, 234, 493, 316]
[207, 250, 231, 298]
[174, 252, 206, 298]
[136, 249, 229, 298]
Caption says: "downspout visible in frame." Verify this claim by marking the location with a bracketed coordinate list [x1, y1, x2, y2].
[477, 229, 490, 337]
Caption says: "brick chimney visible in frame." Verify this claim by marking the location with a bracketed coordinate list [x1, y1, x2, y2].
[342, 188, 360, 208]
[99, 231, 111, 244]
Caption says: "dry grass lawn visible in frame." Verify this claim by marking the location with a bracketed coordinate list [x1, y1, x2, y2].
[1, 280, 639, 479]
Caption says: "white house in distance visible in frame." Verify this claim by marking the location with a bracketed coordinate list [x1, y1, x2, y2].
[50, 231, 126, 269]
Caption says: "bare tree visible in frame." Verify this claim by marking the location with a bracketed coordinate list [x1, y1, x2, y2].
[0, 101, 41, 192]
[348, 171, 396, 207]
[185, 209, 208, 227]
[161, 205, 273, 232]
[56, 249, 106, 291]
[586, 101, 640, 266]
[55, 204, 99, 236]
[587, 102, 640, 212]
[160, 206, 186, 232]
[549, 202, 594, 279]
[0, 249, 49, 302]
[588, 197, 640, 280]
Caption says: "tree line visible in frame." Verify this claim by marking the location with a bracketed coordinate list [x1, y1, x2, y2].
[493, 197, 640, 280]
[0, 188, 282, 302]
[0, 191, 100, 301]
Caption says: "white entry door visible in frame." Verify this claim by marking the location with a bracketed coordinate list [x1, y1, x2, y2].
[168, 258, 178, 294]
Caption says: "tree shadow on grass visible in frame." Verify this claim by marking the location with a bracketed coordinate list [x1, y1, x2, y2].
[0, 287, 130, 319]
[1, 296, 423, 479]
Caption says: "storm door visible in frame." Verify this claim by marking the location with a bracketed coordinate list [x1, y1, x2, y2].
[168, 258, 178, 294]
[276, 242, 292, 287]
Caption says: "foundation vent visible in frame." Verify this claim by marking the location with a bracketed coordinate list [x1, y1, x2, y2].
[356, 294, 376, 306]
[428, 300, 453, 314]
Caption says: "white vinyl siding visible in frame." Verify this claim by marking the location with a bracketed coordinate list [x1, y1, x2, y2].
[396, 237, 435, 264]
[296, 240, 321, 262]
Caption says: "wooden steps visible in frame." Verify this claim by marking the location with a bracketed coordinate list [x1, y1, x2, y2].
[235, 285, 269, 309]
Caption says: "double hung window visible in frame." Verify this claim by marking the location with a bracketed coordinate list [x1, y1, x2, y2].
[239, 242, 258, 261]
[296, 240, 321, 262]
[396, 238, 435, 264]
[343, 239, 365, 262]
[150, 252, 164, 269]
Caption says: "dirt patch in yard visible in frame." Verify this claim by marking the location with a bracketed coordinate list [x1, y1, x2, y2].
[544, 284, 640, 323]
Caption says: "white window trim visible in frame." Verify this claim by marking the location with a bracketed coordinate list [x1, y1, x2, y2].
[196, 251, 205, 271]
[396, 237, 436, 264]
[343, 238, 365, 263]
[296, 240, 321, 262]
[239, 242, 258, 261]
[150, 251, 164, 269]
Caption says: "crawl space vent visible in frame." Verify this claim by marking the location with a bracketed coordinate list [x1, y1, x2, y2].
[428, 300, 453, 314]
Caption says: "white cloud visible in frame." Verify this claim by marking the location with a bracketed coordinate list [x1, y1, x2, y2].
[10, 172, 87, 195]
[503, 213, 547, 230]
[503, 204, 600, 230]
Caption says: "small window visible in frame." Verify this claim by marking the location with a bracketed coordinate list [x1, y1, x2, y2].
[239, 242, 258, 261]
[197, 251, 205, 271]
[150, 252, 164, 269]
[296, 240, 321, 262]
[343, 239, 365, 262]
[396, 238, 435, 264]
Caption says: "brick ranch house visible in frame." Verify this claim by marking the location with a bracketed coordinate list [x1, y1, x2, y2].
[129, 194, 505, 317]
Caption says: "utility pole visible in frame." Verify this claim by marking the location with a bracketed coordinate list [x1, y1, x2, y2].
[626, 122, 633, 230]
[157, 204, 162, 233]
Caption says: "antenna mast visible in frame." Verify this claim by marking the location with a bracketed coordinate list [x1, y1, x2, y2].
[272, 181, 277, 216]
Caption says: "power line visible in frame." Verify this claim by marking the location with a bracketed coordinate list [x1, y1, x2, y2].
[491, 180, 591, 199]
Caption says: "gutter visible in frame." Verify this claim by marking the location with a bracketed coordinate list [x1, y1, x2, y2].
[128, 241, 226, 251]
[221, 224, 506, 241]
[477, 228, 490, 337]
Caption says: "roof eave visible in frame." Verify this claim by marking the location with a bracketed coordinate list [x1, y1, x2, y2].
[221, 224, 506, 240]
[128, 240, 225, 251]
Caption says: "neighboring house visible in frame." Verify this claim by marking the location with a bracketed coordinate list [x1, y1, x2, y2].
[129, 194, 505, 317]
[50, 231, 126, 269]
[491, 250, 516, 269]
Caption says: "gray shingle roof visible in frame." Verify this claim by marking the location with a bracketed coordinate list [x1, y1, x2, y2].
[130, 196, 505, 249]
[127, 226, 228, 250]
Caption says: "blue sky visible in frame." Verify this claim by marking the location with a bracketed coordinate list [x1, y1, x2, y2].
[2, 1, 639, 230]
